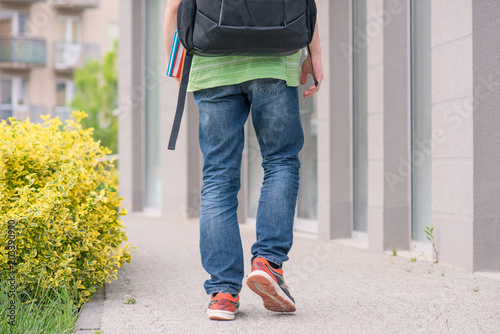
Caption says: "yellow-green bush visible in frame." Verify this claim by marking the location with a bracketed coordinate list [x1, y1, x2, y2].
[0, 112, 132, 307]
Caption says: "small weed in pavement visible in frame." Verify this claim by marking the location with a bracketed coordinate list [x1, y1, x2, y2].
[424, 226, 439, 263]
[123, 296, 136, 305]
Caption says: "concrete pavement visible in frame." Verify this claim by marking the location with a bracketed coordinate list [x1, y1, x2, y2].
[75, 217, 500, 334]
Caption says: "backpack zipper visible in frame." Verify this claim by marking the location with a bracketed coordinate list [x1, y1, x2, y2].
[283, 0, 287, 26]
[219, 0, 224, 25]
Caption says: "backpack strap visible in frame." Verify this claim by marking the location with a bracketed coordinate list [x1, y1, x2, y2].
[168, 53, 193, 150]
[307, 45, 319, 87]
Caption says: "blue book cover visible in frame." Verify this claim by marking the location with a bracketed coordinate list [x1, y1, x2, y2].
[167, 31, 179, 77]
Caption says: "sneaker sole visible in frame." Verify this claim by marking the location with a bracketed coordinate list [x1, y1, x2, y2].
[246, 270, 296, 312]
[207, 308, 238, 321]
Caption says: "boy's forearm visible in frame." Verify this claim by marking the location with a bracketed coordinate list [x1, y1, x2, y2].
[164, 0, 181, 65]
[308, 21, 321, 57]
[301, 18, 323, 97]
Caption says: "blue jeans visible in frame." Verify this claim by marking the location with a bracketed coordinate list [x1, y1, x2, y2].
[194, 79, 304, 295]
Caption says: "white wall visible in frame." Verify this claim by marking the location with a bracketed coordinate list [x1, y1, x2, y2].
[366, 0, 385, 251]
[431, 0, 473, 271]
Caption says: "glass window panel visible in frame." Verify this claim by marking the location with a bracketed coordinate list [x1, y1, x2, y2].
[1, 79, 12, 105]
[71, 20, 78, 44]
[18, 13, 28, 35]
[65, 80, 75, 103]
[297, 75, 318, 221]
[0, 11, 13, 36]
[353, 0, 368, 232]
[108, 22, 119, 50]
[16, 78, 27, 106]
[247, 116, 263, 219]
[56, 82, 66, 105]
[56, 19, 66, 42]
[145, 0, 162, 209]
[411, 0, 432, 242]
[0, 11, 13, 19]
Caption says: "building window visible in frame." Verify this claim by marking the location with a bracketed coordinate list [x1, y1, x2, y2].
[54, 79, 75, 121]
[0, 10, 28, 36]
[56, 16, 81, 44]
[108, 22, 119, 50]
[1, 77, 28, 120]
[55, 16, 82, 70]
[410, 0, 432, 242]
[353, 0, 368, 233]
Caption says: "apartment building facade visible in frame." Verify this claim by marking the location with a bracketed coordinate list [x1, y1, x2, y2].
[118, 0, 500, 274]
[0, 0, 118, 122]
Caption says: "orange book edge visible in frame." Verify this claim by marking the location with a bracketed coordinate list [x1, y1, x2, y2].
[177, 49, 187, 86]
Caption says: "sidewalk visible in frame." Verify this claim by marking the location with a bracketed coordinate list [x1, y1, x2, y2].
[76, 217, 500, 334]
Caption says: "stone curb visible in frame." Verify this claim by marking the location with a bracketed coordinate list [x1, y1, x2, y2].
[73, 287, 105, 334]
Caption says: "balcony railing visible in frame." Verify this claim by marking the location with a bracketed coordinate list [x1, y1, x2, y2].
[53, 42, 100, 71]
[83, 43, 100, 62]
[53, 106, 72, 122]
[52, 0, 100, 10]
[0, 108, 13, 121]
[53, 42, 81, 71]
[0, 36, 47, 69]
[0, 0, 46, 5]
[29, 104, 47, 124]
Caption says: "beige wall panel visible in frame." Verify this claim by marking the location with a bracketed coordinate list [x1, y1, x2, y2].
[431, 0, 472, 48]
[83, 0, 119, 52]
[368, 113, 383, 161]
[432, 160, 473, 217]
[432, 101, 473, 159]
[367, 65, 384, 113]
[367, 206, 384, 251]
[432, 215, 473, 272]
[430, 0, 474, 271]
[368, 161, 384, 208]
[431, 37, 473, 103]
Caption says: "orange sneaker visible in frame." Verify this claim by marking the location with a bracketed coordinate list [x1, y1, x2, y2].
[246, 257, 296, 312]
[207, 293, 239, 320]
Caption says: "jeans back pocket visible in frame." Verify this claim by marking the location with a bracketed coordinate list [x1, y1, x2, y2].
[258, 78, 287, 96]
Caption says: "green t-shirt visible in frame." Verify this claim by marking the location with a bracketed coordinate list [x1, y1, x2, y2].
[187, 52, 302, 92]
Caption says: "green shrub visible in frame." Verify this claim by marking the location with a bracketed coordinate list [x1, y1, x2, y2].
[0, 112, 132, 307]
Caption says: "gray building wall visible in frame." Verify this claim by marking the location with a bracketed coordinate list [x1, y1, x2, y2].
[472, 0, 500, 272]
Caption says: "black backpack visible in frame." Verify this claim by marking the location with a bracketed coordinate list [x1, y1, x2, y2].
[168, 0, 317, 150]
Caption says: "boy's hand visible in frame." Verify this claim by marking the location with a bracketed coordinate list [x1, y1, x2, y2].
[301, 52, 323, 98]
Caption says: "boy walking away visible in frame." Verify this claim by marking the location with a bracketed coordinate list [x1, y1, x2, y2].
[164, 0, 323, 320]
